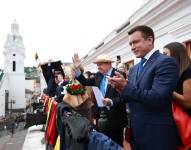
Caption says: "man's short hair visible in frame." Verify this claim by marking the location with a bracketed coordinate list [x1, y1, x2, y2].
[54, 71, 63, 78]
[54, 70, 61, 75]
[128, 25, 155, 44]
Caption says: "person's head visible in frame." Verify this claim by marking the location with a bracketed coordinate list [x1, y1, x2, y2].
[93, 54, 114, 74]
[54, 71, 61, 83]
[163, 42, 191, 76]
[118, 64, 126, 73]
[115, 60, 121, 67]
[57, 72, 64, 83]
[54, 75, 59, 84]
[64, 75, 70, 81]
[128, 25, 155, 58]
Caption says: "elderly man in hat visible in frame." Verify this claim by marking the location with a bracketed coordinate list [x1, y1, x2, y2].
[72, 53, 127, 146]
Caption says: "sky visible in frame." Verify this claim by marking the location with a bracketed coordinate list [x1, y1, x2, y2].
[0, 0, 143, 68]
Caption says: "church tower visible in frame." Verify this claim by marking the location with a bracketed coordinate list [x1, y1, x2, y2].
[3, 20, 26, 110]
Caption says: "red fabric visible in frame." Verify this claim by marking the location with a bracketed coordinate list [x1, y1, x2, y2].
[45, 100, 58, 146]
[41, 94, 46, 102]
[44, 96, 49, 113]
[124, 127, 131, 142]
[172, 101, 191, 150]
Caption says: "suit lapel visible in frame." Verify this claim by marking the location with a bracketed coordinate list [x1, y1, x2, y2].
[131, 65, 139, 85]
[136, 50, 160, 84]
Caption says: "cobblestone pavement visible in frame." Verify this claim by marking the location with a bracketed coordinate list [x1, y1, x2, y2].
[0, 122, 27, 150]
[0, 129, 27, 150]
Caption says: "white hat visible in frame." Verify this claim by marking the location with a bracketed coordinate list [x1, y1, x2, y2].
[93, 54, 114, 64]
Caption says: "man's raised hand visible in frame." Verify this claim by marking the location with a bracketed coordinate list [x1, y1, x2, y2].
[72, 53, 81, 69]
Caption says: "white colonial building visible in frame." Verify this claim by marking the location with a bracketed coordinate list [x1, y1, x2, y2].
[0, 20, 26, 116]
[81, 0, 191, 72]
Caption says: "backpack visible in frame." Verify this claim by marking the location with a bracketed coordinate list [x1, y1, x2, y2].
[61, 106, 92, 150]
[88, 130, 123, 150]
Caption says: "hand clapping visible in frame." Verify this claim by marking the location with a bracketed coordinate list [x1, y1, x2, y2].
[108, 71, 128, 92]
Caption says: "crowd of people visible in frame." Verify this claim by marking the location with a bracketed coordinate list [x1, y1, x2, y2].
[40, 25, 191, 150]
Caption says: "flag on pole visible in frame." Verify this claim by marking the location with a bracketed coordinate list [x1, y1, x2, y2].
[35, 52, 39, 61]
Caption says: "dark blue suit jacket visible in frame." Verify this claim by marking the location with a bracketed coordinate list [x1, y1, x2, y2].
[122, 51, 179, 150]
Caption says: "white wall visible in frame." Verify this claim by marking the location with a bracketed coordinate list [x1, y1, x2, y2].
[4, 53, 24, 73]
[7, 73, 26, 109]
[0, 75, 8, 116]
[82, 0, 191, 71]
[25, 80, 35, 91]
[26, 93, 33, 106]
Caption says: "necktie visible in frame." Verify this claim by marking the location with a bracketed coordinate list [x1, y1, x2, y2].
[137, 58, 147, 78]
[100, 75, 106, 97]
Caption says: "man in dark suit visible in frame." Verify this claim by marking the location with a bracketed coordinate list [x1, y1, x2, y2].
[55, 72, 69, 103]
[107, 25, 179, 150]
[72, 54, 127, 146]
[40, 60, 65, 97]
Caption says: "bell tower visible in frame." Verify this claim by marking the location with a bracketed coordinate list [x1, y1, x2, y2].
[3, 20, 26, 110]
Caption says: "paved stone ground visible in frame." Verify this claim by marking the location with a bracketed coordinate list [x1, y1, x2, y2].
[0, 122, 27, 150]
[0, 129, 27, 150]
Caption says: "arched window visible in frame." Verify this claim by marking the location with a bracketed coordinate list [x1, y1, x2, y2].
[13, 61, 16, 72]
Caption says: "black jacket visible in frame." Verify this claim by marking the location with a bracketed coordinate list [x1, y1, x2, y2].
[55, 81, 69, 103]
[76, 68, 127, 130]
